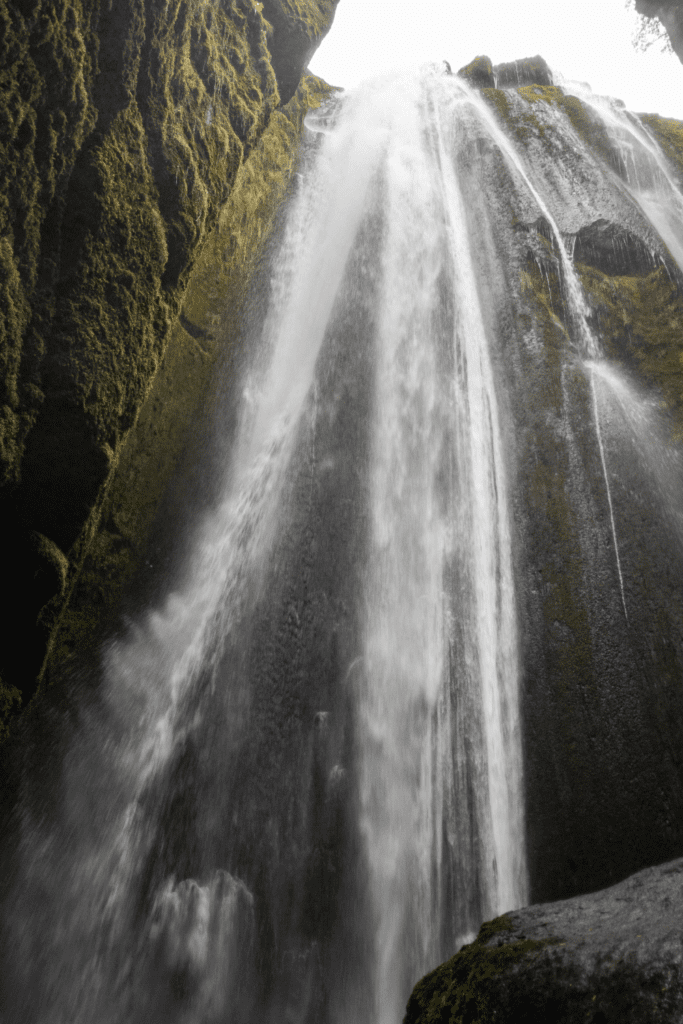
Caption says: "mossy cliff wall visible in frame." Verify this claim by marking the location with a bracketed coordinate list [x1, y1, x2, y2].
[453, 55, 683, 903]
[0, 0, 339, 730]
[401, 51, 683, 1023]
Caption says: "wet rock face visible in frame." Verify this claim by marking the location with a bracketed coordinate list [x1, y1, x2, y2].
[261, 0, 340, 105]
[404, 858, 683, 1024]
[457, 54, 554, 91]
[493, 54, 554, 88]
[0, 0, 338, 710]
[573, 219, 665, 277]
[456, 55, 495, 90]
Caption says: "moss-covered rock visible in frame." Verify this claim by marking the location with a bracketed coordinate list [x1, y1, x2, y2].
[577, 260, 683, 440]
[404, 859, 683, 1023]
[450, 73, 683, 904]
[456, 55, 495, 90]
[44, 71, 339, 687]
[0, 0, 339, 728]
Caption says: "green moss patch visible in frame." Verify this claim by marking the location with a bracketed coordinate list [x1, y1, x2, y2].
[577, 262, 683, 440]
[404, 915, 562, 1024]
[638, 113, 683, 181]
[483, 83, 633, 178]
[456, 55, 495, 90]
[43, 73, 338, 690]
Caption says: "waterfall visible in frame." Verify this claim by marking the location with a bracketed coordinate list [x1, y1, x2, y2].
[0, 66, 530, 1024]
[33, 64, 683, 1024]
[355, 73, 526, 1024]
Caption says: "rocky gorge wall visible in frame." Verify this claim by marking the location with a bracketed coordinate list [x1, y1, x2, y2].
[455, 50, 683, 900]
[4, 3, 683, 1016]
[0, 0, 339, 732]
[402, 52, 683, 1023]
[635, 0, 683, 62]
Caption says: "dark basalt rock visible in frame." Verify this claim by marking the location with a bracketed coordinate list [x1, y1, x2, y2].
[572, 219, 664, 277]
[261, 0, 341, 105]
[456, 55, 495, 90]
[404, 858, 683, 1024]
[493, 54, 554, 88]
[636, 0, 683, 65]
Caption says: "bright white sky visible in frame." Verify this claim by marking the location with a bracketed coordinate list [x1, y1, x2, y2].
[308, 0, 683, 120]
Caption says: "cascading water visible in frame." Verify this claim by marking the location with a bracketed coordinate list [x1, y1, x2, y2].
[0, 67, 528, 1024]
[5, 58, 683, 1024]
[357, 76, 525, 1024]
[552, 78, 683, 627]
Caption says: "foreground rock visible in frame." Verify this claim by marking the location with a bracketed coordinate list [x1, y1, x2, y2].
[405, 858, 683, 1023]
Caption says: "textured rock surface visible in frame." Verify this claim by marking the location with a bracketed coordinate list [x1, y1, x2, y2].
[428, 66, 683, 903]
[456, 55, 495, 90]
[43, 70, 338, 690]
[458, 54, 554, 91]
[0, 0, 339, 723]
[636, 0, 683, 63]
[493, 54, 553, 88]
[572, 218, 667, 277]
[404, 858, 683, 1024]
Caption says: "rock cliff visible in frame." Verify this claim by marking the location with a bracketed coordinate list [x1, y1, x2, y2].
[635, 0, 683, 63]
[399, 51, 683, 1021]
[0, 0, 339, 730]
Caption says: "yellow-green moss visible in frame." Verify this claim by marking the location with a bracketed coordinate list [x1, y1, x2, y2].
[577, 262, 683, 440]
[483, 83, 629, 175]
[0, 0, 339, 726]
[518, 84, 566, 108]
[268, 0, 338, 39]
[638, 113, 683, 180]
[44, 73, 338, 686]
[0, 0, 96, 486]
[482, 86, 546, 145]
[481, 87, 510, 124]
[55, 101, 169, 442]
[457, 55, 494, 88]
[556, 93, 621, 170]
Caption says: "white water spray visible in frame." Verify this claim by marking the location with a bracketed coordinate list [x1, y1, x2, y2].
[352, 70, 527, 1024]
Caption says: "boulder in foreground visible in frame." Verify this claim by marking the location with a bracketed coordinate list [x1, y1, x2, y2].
[404, 858, 683, 1023]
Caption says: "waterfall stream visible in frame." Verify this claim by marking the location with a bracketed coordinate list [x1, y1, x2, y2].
[6, 62, 683, 1024]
